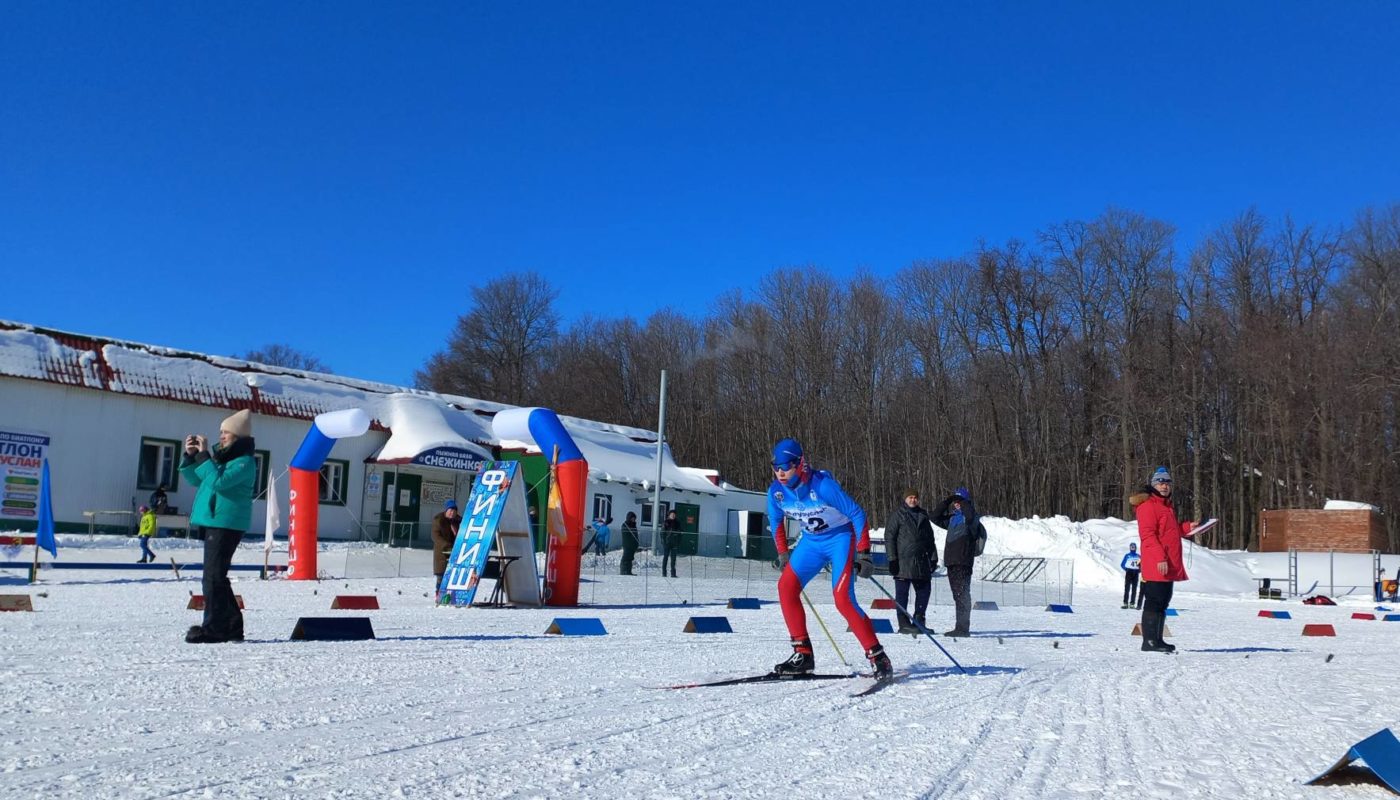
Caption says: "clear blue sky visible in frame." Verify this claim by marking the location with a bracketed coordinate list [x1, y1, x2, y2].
[3, 2, 1398, 385]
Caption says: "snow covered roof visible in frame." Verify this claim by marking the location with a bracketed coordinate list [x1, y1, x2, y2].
[0, 320, 729, 492]
[365, 394, 495, 471]
[1323, 499, 1380, 512]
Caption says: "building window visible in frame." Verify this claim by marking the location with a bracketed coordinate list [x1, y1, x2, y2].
[592, 493, 613, 523]
[319, 459, 348, 506]
[640, 501, 669, 527]
[137, 437, 180, 491]
[252, 450, 272, 499]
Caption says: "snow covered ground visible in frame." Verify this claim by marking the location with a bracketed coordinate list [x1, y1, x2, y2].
[4, 518, 1399, 799]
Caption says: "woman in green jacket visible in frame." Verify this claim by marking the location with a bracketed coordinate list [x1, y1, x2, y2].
[180, 408, 256, 643]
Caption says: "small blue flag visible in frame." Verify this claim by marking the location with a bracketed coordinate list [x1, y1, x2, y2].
[36, 458, 58, 558]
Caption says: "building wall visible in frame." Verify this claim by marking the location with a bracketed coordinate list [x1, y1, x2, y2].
[1258, 509, 1388, 553]
[0, 376, 386, 540]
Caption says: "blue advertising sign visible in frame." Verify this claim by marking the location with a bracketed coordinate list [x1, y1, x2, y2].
[439, 460, 516, 606]
[413, 446, 488, 473]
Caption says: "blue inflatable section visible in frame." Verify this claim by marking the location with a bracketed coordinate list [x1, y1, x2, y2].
[527, 409, 584, 464]
[290, 425, 336, 471]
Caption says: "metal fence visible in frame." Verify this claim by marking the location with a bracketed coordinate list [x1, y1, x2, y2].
[328, 531, 1076, 609]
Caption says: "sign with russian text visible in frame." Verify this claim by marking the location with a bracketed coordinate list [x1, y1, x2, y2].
[413, 447, 488, 473]
[439, 460, 542, 607]
[0, 429, 49, 520]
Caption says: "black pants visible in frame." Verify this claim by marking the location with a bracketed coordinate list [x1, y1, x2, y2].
[1140, 580, 1173, 615]
[1123, 570, 1140, 605]
[201, 527, 244, 638]
[946, 564, 974, 632]
[663, 547, 678, 577]
[620, 542, 637, 575]
[893, 577, 931, 619]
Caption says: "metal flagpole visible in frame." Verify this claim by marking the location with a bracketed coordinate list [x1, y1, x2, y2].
[649, 369, 668, 598]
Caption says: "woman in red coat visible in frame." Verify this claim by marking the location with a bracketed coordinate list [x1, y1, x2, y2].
[1129, 466, 1196, 653]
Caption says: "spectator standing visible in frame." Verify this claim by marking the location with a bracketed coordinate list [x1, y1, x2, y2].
[933, 487, 987, 638]
[662, 510, 681, 578]
[884, 489, 939, 634]
[1121, 543, 1142, 608]
[180, 409, 256, 644]
[431, 500, 461, 597]
[136, 505, 157, 563]
[619, 512, 639, 575]
[1130, 466, 1198, 654]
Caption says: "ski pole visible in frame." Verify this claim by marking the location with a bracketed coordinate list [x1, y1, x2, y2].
[866, 576, 967, 674]
[802, 588, 850, 668]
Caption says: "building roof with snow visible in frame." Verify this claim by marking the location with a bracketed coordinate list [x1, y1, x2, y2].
[0, 319, 722, 495]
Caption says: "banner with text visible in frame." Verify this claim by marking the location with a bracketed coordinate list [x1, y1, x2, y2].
[0, 429, 50, 520]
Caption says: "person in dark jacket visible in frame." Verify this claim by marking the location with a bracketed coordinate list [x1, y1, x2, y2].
[431, 499, 461, 597]
[662, 510, 681, 578]
[180, 409, 256, 644]
[885, 489, 939, 634]
[619, 512, 640, 575]
[932, 487, 986, 637]
[1130, 466, 1198, 653]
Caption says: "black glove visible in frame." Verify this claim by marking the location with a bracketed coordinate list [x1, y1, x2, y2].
[855, 551, 874, 579]
[888, 558, 899, 576]
[776, 552, 790, 570]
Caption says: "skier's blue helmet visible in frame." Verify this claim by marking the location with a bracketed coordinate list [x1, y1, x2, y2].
[772, 438, 804, 470]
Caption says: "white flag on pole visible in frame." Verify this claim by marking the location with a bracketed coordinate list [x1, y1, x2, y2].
[264, 472, 280, 553]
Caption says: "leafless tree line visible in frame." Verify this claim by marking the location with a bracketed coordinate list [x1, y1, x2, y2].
[418, 206, 1400, 551]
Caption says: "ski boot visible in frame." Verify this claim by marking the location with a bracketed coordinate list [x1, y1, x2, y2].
[865, 644, 893, 679]
[774, 638, 815, 675]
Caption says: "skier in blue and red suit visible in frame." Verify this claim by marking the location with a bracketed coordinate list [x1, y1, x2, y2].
[767, 438, 893, 678]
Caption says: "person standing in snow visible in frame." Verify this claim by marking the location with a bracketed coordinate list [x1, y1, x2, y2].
[1121, 542, 1142, 609]
[619, 512, 639, 575]
[431, 500, 461, 597]
[180, 409, 256, 644]
[661, 510, 681, 578]
[1130, 466, 1198, 653]
[767, 438, 892, 678]
[136, 505, 157, 563]
[884, 489, 939, 634]
[933, 487, 986, 637]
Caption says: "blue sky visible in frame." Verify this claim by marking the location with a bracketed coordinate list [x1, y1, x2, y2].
[3, 2, 1397, 385]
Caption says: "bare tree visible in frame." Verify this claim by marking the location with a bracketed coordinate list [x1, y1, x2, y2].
[240, 343, 331, 373]
[415, 273, 560, 405]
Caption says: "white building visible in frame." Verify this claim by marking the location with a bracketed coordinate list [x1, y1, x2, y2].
[0, 320, 770, 558]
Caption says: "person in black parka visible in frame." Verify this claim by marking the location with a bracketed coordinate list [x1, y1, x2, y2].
[884, 489, 939, 634]
[933, 487, 987, 637]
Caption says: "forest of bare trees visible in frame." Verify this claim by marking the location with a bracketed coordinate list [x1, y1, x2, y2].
[418, 206, 1400, 552]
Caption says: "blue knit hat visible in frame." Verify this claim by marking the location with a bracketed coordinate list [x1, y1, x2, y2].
[444, 499, 458, 510]
[953, 487, 971, 502]
[1150, 466, 1171, 484]
[772, 438, 803, 468]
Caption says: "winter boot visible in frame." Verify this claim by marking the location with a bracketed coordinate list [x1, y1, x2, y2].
[866, 644, 893, 679]
[913, 614, 927, 634]
[774, 639, 815, 675]
[944, 628, 970, 637]
[1140, 612, 1172, 653]
[896, 611, 917, 635]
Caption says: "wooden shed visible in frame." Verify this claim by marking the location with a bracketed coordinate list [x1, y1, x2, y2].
[1257, 508, 1388, 553]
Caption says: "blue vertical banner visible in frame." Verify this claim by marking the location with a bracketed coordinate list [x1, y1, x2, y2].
[36, 458, 58, 558]
[439, 461, 517, 607]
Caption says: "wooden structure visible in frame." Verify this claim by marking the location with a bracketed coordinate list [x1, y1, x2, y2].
[1257, 508, 1388, 553]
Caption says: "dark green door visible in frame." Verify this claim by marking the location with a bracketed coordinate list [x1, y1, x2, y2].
[380, 472, 422, 545]
[675, 502, 701, 555]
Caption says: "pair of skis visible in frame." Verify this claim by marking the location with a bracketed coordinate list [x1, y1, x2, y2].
[662, 669, 909, 697]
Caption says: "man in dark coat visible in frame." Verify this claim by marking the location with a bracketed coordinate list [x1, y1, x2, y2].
[885, 489, 939, 634]
[431, 500, 461, 597]
[933, 487, 987, 637]
[619, 511, 640, 575]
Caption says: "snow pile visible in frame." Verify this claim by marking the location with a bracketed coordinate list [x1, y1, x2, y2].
[1324, 499, 1379, 511]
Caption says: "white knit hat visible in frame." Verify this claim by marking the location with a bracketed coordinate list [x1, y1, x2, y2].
[221, 409, 253, 438]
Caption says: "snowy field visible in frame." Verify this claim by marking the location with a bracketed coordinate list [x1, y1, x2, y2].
[4, 518, 1400, 799]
